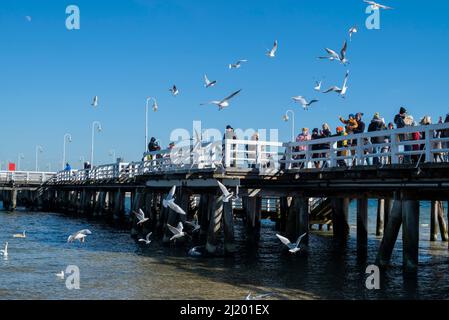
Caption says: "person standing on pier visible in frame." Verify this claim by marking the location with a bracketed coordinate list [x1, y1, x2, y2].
[339, 114, 358, 157]
[311, 128, 322, 168]
[395, 107, 412, 164]
[368, 113, 386, 165]
[223, 125, 237, 167]
[335, 127, 348, 167]
[295, 128, 311, 169]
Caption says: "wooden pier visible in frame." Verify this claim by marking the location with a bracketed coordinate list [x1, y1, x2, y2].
[2, 122, 449, 274]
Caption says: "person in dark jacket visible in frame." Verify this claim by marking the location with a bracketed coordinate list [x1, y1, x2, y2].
[367, 113, 386, 165]
[354, 113, 366, 134]
[394, 107, 407, 129]
[311, 128, 322, 168]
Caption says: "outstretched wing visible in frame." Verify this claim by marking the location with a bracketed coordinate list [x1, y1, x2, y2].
[168, 201, 187, 215]
[78, 229, 92, 235]
[323, 86, 340, 93]
[276, 234, 292, 246]
[340, 40, 347, 60]
[167, 186, 176, 201]
[167, 224, 181, 235]
[295, 233, 307, 247]
[222, 90, 242, 103]
[146, 232, 152, 241]
[217, 181, 231, 197]
[325, 48, 339, 59]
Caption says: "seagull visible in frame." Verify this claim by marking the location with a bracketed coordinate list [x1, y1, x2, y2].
[167, 201, 187, 216]
[364, 0, 393, 10]
[201, 89, 242, 111]
[188, 246, 203, 257]
[276, 233, 307, 253]
[55, 271, 65, 279]
[169, 85, 179, 96]
[91, 96, 99, 107]
[229, 60, 248, 69]
[163, 186, 177, 208]
[0, 242, 8, 258]
[67, 230, 92, 243]
[322, 70, 350, 98]
[185, 217, 200, 233]
[318, 40, 348, 65]
[138, 232, 152, 245]
[167, 222, 186, 241]
[133, 208, 150, 225]
[217, 180, 236, 203]
[204, 74, 217, 88]
[314, 81, 322, 92]
[292, 96, 319, 110]
[245, 292, 272, 300]
[349, 26, 358, 41]
[13, 231, 26, 238]
[266, 40, 278, 58]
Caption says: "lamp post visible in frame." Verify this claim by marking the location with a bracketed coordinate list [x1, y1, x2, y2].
[62, 133, 72, 170]
[35, 145, 43, 172]
[145, 97, 158, 152]
[91, 121, 102, 166]
[17, 153, 25, 171]
[283, 110, 296, 142]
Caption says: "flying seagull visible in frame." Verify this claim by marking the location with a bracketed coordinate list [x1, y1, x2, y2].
[217, 180, 237, 203]
[67, 230, 92, 243]
[185, 216, 200, 233]
[276, 233, 307, 253]
[229, 60, 248, 69]
[91, 96, 99, 107]
[201, 89, 242, 111]
[318, 40, 348, 65]
[163, 186, 177, 208]
[13, 231, 26, 238]
[138, 232, 153, 245]
[323, 70, 350, 98]
[349, 26, 358, 41]
[169, 85, 179, 96]
[133, 208, 150, 225]
[314, 81, 322, 92]
[0, 242, 8, 258]
[167, 222, 186, 241]
[204, 74, 217, 88]
[364, 0, 393, 10]
[266, 40, 278, 58]
[55, 271, 65, 279]
[292, 96, 319, 110]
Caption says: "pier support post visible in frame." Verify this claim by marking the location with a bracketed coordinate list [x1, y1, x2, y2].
[278, 197, 289, 232]
[357, 198, 368, 252]
[199, 194, 211, 240]
[431, 201, 439, 241]
[11, 189, 17, 211]
[377, 196, 403, 267]
[384, 198, 392, 235]
[297, 196, 310, 245]
[206, 196, 223, 254]
[402, 200, 420, 274]
[113, 190, 125, 221]
[244, 196, 261, 244]
[437, 201, 448, 242]
[331, 197, 350, 240]
[376, 199, 385, 237]
[223, 200, 236, 254]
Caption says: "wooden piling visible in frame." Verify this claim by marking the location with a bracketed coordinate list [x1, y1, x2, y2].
[331, 197, 350, 240]
[431, 201, 439, 241]
[437, 201, 448, 242]
[376, 199, 385, 237]
[384, 198, 392, 235]
[402, 200, 420, 274]
[244, 196, 261, 244]
[278, 197, 289, 232]
[297, 196, 310, 245]
[223, 200, 236, 253]
[206, 195, 223, 254]
[357, 198, 368, 251]
[377, 197, 403, 267]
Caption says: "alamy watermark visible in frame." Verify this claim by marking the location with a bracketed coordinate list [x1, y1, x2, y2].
[66, 5, 80, 30]
[365, 264, 380, 290]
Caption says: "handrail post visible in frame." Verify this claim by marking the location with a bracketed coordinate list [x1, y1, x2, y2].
[357, 137, 364, 166]
[225, 139, 231, 168]
[425, 128, 432, 163]
[330, 142, 337, 168]
[256, 141, 262, 169]
[391, 132, 399, 164]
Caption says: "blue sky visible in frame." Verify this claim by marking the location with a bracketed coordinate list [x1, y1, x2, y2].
[1, 0, 449, 170]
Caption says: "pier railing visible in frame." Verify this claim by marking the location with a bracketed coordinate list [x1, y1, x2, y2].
[281, 122, 449, 170]
[0, 171, 56, 185]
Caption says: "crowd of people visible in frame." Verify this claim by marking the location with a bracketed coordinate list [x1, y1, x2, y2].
[292, 107, 449, 168]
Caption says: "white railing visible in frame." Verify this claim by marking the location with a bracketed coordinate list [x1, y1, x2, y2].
[282, 122, 449, 170]
[0, 171, 56, 185]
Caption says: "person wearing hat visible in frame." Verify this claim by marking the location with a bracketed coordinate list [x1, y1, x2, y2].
[394, 107, 407, 129]
[339, 114, 358, 135]
[223, 125, 237, 167]
[335, 126, 348, 167]
[354, 113, 366, 134]
[368, 112, 387, 165]
[311, 128, 322, 168]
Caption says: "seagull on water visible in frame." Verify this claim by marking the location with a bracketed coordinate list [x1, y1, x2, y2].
[245, 292, 272, 300]
[13, 231, 26, 238]
[169, 85, 179, 96]
[266, 40, 278, 58]
[217, 180, 237, 203]
[229, 60, 248, 69]
[349, 26, 358, 41]
[138, 232, 153, 245]
[167, 222, 186, 241]
[318, 40, 348, 65]
[204, 74, 217, 88]
[133, 208, 150, 225]
[364, 0, 393, 10]
[292, 96, 319, 110]
[55, 271, 65, 279]
[322, 70, 350, 98]
[91, 96, 99, 107]
[201, 89, 242, 111]
[67, 230, 92, 243]
[0, 242, 8, 258]
[276, 233, 307, 254]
